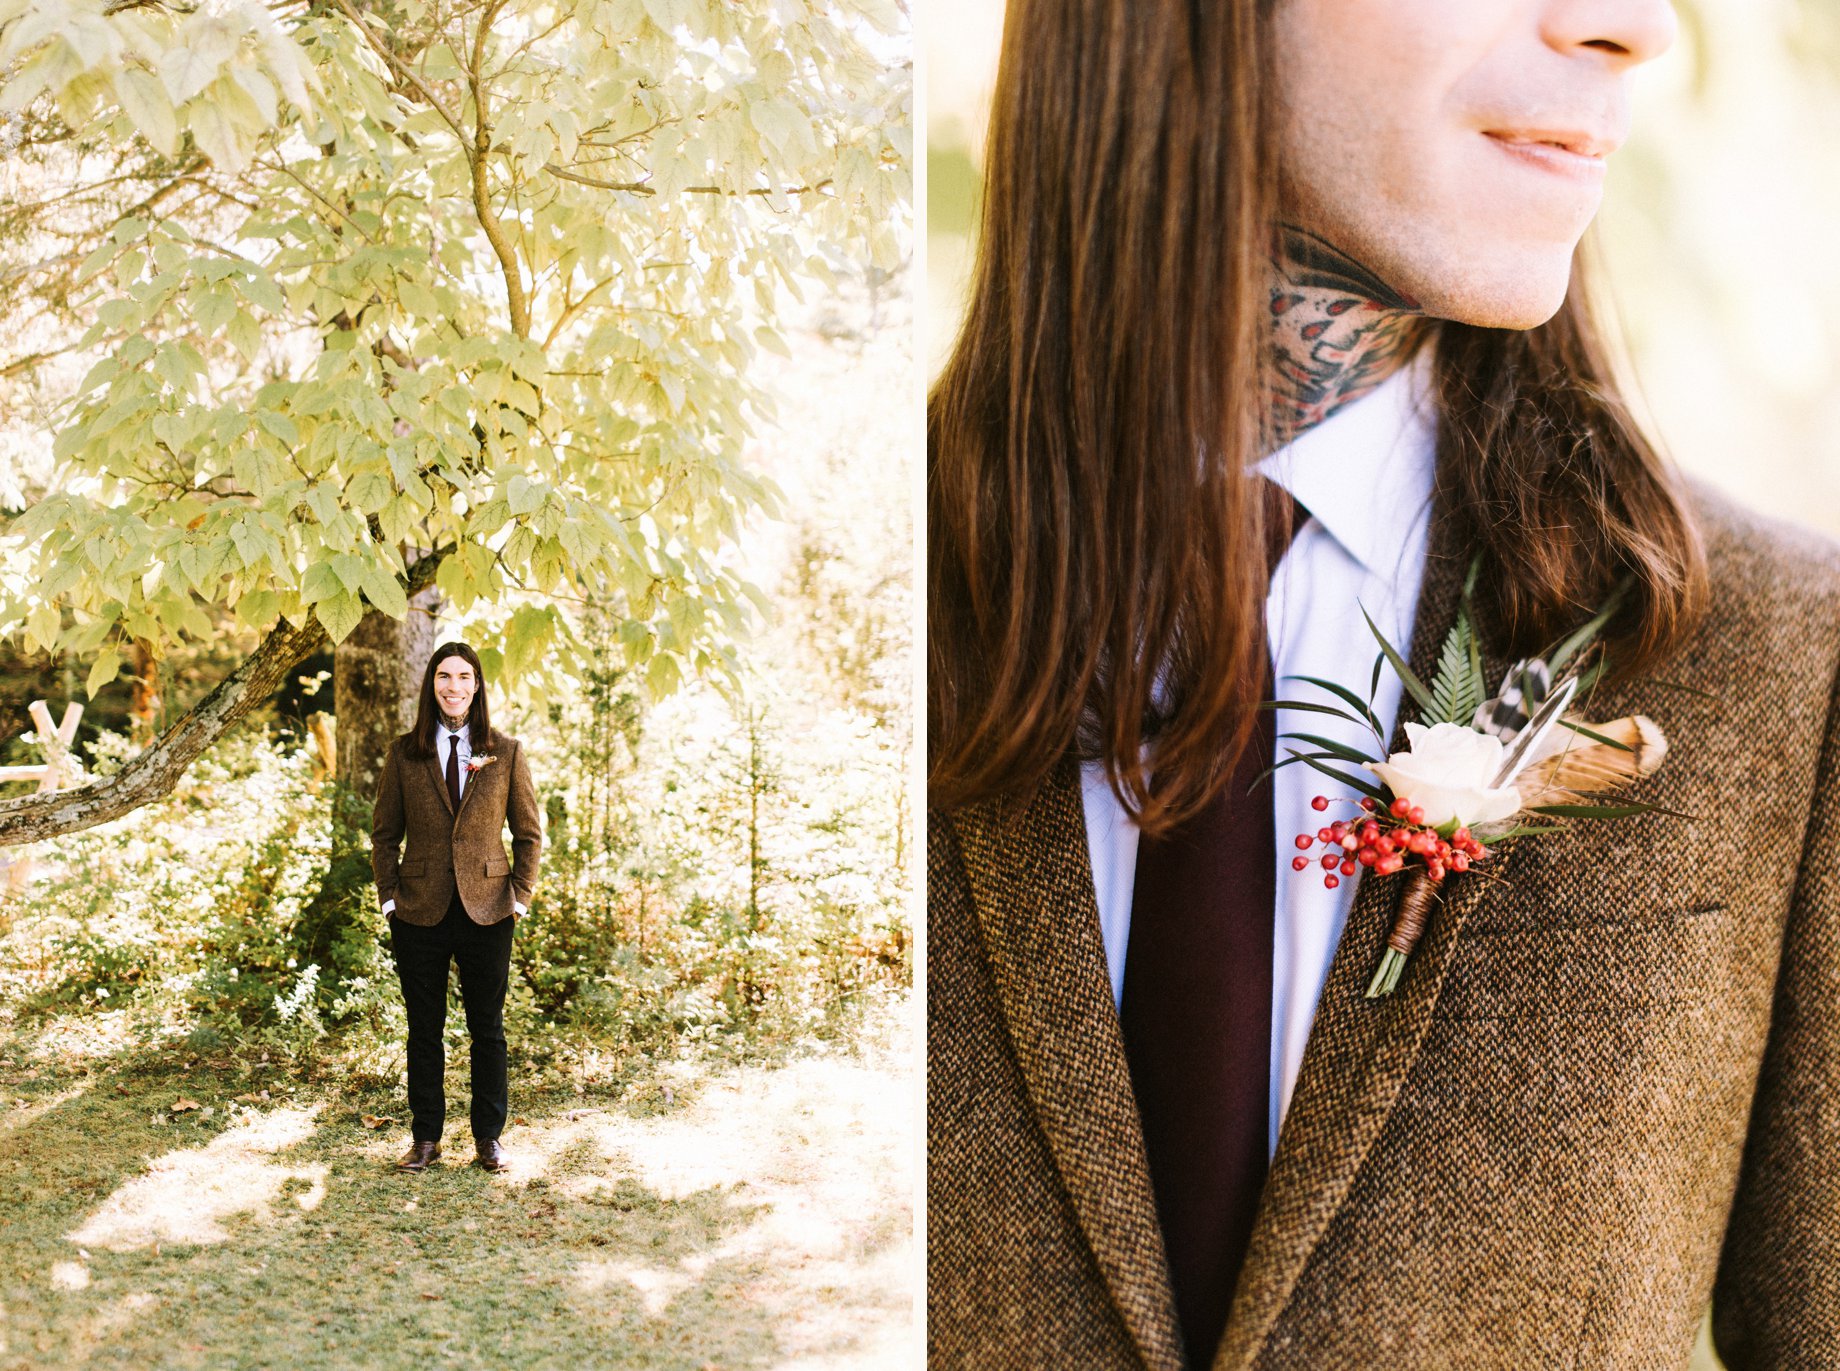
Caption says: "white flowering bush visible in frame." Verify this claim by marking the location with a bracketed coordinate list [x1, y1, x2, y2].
[1, 728, 330, 1017]
[510, 619, 910, 1047]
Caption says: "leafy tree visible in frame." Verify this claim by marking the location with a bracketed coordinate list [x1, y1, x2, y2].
[0, 0, 910, 838]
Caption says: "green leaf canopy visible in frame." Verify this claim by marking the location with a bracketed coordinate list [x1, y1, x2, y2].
[0, 0, 911, 703]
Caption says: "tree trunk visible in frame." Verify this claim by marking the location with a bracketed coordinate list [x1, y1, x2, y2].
[128, 639, 161, 746]
[334, 585, 442, 798]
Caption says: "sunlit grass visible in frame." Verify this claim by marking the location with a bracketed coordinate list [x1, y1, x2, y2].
[0, 997, 914, 1369]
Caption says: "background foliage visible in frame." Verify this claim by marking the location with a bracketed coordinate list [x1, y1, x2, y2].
[0, 270, 913, 1075]
[0, 0, 909, 706]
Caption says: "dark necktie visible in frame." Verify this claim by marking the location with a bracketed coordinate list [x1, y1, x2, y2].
[445, 733, 462, 812]
[1119, 479, 1306, 1368]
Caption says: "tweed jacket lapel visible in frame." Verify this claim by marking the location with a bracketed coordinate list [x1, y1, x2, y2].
[951, 775, 1188, 1371]
[424, 746, 455, 816]
[1215, 488, 1520, 1371]
[453, 730, 497, 820]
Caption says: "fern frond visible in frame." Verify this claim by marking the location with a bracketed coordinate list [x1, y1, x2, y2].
[1428, 610, 1486, 726]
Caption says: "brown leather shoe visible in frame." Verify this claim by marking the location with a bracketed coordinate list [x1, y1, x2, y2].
[474, 1138, 507, 1173]
[396, 1140, 440, 1172]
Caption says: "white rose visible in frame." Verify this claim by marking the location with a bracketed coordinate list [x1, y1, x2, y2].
[1369, 721, 1522, 830]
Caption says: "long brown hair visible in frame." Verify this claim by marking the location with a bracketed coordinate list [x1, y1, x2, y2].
[928, 0, 1706, 834]
[404, 641, 492, 760]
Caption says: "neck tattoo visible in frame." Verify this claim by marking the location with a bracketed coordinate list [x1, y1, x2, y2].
[1265, 224, 1427, 448]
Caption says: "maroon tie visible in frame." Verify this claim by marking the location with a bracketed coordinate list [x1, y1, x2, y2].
[1120, 481, 1305, 1367]
[445, 733, 462, 812]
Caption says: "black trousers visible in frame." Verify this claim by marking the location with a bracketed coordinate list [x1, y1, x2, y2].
[388, 890, 515, 1144]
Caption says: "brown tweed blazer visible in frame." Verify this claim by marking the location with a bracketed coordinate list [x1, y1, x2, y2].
[929, 476, 1840, 1369]
[370, 727, 542, 927]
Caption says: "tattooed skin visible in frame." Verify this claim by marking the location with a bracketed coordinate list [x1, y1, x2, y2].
[1266, 224, 1428, 445]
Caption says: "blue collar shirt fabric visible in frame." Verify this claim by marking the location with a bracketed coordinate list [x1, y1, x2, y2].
[379, 722, 526, 918]
[1080, 356, 1439, 1159]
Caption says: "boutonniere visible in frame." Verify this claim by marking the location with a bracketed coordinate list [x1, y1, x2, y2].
[1269, 561, 1683, 999]
[466, 755, 497, 773]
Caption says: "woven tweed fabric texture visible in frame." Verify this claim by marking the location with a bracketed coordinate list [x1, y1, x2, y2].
[370, 728, 543, 926]
[927, 476, 1840, 1370]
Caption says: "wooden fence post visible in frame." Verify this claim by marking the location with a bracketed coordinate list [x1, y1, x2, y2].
[2, 700, 84, 892]
[309, 711, 337, 782]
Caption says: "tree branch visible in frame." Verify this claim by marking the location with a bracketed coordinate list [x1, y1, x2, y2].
[540, 273, 614, 350]
[329, 0, 467, 143]
[465, 0, 529, 339]
[0, 340, 88, 379]
[2, 166, 194, 218]
[542, 163, 835, 198]
[0, 156, 211, 291]
[0, 549, 449, 845]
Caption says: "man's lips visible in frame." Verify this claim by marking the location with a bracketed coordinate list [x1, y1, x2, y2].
[1483, 124, 1618, 156]
[1481, 128, 1617, 177]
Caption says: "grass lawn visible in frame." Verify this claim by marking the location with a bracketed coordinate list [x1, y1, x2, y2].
[0, 999, 914, 1369]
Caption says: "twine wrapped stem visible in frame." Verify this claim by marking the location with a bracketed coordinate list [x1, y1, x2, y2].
[1365, 868, 1441, 999]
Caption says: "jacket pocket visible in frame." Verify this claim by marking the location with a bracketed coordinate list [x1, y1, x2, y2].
[484, 855, 510, 877]
[1436, 903, 1728, 1021]
[401, 860, 426, 878]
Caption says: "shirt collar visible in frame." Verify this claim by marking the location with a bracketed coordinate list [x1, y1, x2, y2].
[1255, 351, 1437, 585]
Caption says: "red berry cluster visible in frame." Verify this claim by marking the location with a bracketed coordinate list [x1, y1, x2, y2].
[1291, 795, 1488, 890]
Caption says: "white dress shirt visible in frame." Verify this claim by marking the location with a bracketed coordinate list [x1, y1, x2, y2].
[382, 722, 526, 917]
[440, 721, 474, 798]
[1081, 358, 1438, 1158]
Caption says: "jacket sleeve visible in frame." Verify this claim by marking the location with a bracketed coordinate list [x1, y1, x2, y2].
[371, 738, 406, 910]
[1712, 652, 1840, 1367]
[506, 738, 543, 908]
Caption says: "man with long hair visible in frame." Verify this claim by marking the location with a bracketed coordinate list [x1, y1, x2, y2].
[929, 2, 1840, 1366]
[371, 641, 542, 1175]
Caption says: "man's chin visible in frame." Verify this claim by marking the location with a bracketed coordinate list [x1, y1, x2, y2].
[1406, 258, 1576, 332]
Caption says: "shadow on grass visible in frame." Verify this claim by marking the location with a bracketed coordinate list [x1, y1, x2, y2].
[0, 1019, 913, 1371]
